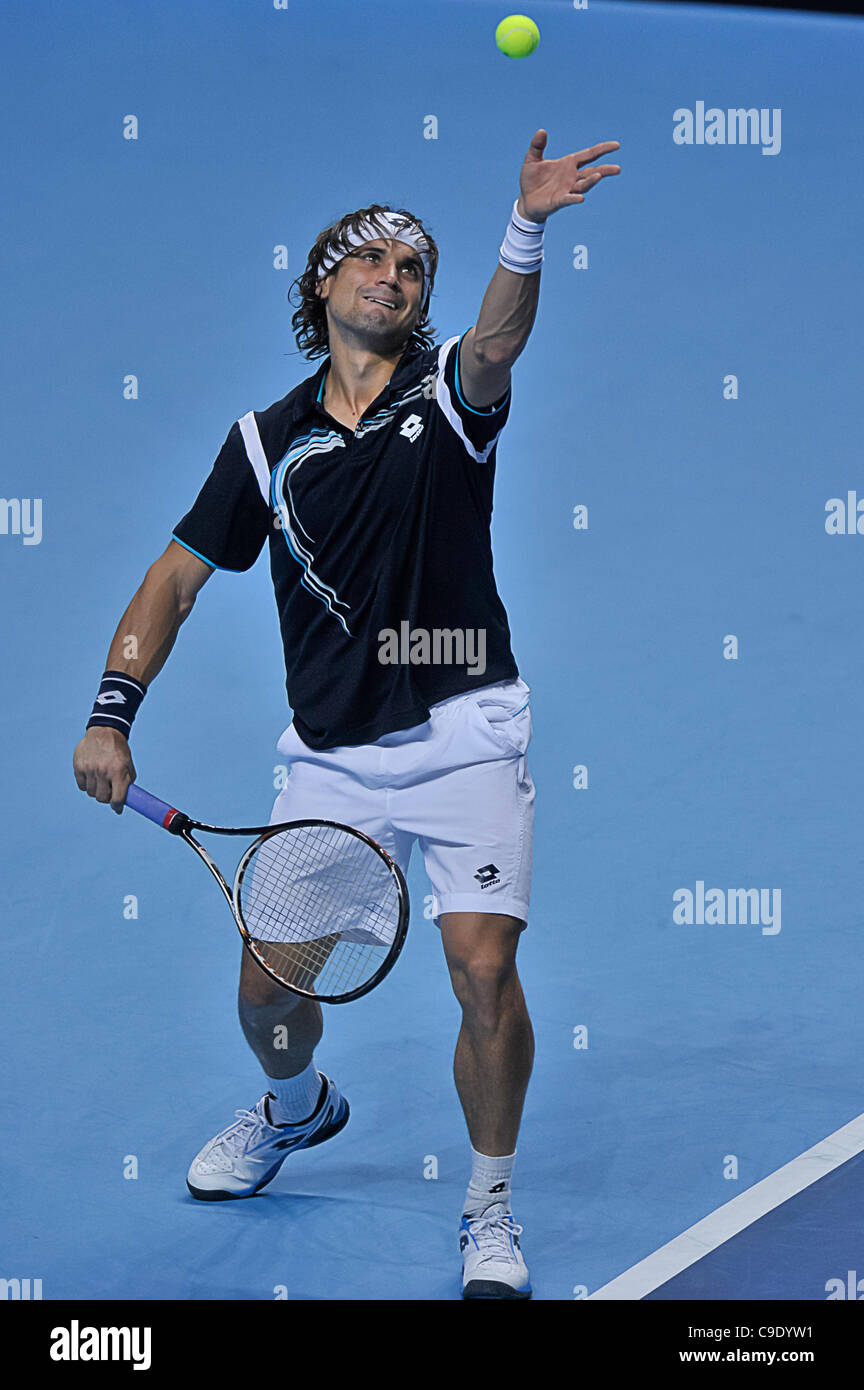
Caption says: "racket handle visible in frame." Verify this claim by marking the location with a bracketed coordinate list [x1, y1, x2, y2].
[125, 783, 188, 833]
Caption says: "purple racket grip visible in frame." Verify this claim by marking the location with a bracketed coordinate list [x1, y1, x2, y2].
[125, 783, 185, 832]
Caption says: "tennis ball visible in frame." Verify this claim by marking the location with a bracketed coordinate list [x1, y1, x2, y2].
[496, 15, 540, 59]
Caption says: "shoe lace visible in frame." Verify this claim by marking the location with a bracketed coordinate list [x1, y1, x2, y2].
[466, 1208, 523, 1265]
[216, 1107, 263, 1159]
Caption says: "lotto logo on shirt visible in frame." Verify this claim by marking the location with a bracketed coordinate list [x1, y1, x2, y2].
[378, 622, 487, 675]
[399, 414, 424, 442]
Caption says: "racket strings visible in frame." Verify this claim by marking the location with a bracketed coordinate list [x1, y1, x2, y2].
[237, 823, 402, 997]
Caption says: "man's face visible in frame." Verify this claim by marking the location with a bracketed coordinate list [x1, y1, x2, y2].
[316, 237, 426, 347]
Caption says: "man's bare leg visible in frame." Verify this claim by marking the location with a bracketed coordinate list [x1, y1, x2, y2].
[238, 944, 323, 1079]
[439, 912, 534, 1155]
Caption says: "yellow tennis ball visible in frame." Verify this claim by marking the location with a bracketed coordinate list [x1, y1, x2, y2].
[496, 15, 540, 59]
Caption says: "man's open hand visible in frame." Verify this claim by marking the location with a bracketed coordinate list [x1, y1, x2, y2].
[516, 129, 621, 224]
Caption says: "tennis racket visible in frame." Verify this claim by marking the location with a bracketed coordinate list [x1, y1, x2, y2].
[123, 784, 410, 1003]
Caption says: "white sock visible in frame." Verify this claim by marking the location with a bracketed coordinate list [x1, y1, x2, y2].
[266, 1059, 324, 1125]
[463, 1147, 516, 1217]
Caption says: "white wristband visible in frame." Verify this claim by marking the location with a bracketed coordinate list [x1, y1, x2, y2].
[499, 198, 545, 274]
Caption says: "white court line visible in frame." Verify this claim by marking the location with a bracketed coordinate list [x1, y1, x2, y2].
[588, 1109, 864, 1300]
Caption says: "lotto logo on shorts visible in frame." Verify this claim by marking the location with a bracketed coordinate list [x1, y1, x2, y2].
[475, 863, 501, 888]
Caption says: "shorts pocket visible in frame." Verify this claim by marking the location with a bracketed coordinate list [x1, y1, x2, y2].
[469, 684, 532, 757]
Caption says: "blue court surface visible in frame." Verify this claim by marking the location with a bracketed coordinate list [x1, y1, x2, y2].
[2, 0, 864, 1306]
[646, 1147, 864, 1302]
[596, 1112, 864, 1300]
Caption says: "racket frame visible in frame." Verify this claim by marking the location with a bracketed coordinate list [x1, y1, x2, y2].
[231, 820, 410, 1003]
[124, 788, 410, 1003]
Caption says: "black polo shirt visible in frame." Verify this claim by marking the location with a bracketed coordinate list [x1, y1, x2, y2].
[172, 329, 520, 749]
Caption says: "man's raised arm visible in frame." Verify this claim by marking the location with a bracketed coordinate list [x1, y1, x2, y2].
[73, 539, 214, 814]
[459, 129, 620, 409]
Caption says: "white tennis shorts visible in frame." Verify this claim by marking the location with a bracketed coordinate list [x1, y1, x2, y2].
[269, 677, 535, 927]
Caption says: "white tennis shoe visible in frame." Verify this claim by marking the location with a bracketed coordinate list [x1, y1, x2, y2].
[186, 1076, 349, 1201]
[460, 1202, 532, 1299]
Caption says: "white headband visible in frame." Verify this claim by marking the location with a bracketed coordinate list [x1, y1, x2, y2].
[317, 212, 433, 300]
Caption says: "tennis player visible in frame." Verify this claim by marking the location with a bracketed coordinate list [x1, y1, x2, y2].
[74, 130, 620, 1299]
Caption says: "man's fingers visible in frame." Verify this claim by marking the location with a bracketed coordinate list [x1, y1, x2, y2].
[576, 141, 621, 167]
[568, 168, 618, 200]
[75, 728, 135, 809]
[577, 166, 620, 184]
[94, 773, 114, 804]
[79, 763, 133, 810]
[110, 769, 134, 816]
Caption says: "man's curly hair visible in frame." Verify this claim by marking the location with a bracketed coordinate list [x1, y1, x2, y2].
[288, 203, 439, 360]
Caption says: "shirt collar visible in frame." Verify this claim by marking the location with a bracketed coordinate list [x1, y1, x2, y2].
[288, 339, 426, 428]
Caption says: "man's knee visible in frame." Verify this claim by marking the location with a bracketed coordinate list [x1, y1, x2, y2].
[441, 913, 525, 1023]
[238, 945, 302, 1011]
